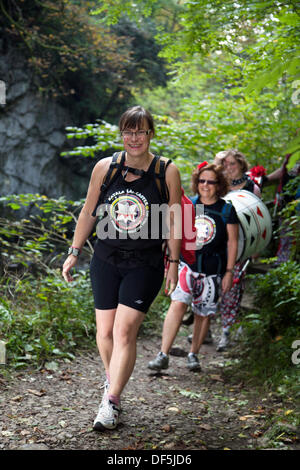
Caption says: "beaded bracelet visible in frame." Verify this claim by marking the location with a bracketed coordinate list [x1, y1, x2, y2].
[168, 259, 180, 263]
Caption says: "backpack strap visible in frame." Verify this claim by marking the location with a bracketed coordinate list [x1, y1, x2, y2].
[190, 196, 232, 225]
[100, 151, 125, 196]
[190, 195, 198, 206]
[92, 151, 125, 216]
[93, 152, 171, 216]
[153, 156, 172, 203]
[220, 201, 232, 224]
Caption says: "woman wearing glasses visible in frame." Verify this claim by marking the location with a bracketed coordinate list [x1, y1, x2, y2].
[148, 162, 239, 372]
[62, 106, 181, 430]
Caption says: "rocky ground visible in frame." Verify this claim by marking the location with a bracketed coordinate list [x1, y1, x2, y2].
[0, 316, 299, 452]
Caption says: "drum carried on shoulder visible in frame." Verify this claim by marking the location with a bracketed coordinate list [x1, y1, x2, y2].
[223, 190, 272, 262]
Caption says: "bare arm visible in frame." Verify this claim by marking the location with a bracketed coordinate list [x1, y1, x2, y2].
[266, 167, 283, 182]
[62, 157, 111, 282]
[253, 183, 261, 198]
[165, 162, 182, 295]
[222, 223, 239, 294]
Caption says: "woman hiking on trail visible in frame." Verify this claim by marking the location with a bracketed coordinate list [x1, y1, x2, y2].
[148, 162, 239, 372]
[213, 149, 261, 352]
[62, 106, 182, 431]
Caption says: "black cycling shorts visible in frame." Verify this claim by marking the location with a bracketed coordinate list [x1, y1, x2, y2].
[90, 254, 165, 313]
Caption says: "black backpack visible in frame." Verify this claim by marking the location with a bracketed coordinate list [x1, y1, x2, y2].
[92, 151, 172, 216]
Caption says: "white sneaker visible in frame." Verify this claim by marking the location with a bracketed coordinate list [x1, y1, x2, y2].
[93, 398, 120, 431]
[100, 379, 109, 405]
[216, 331, 230, 352]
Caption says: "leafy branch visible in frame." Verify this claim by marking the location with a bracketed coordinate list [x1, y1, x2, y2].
[0, 194, 94, 276]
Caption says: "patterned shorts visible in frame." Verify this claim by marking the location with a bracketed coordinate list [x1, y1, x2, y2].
[171, 261, 221, 317]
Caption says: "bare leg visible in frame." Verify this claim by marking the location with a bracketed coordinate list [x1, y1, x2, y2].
[95, 308, 116, 373]
[161, 301, 188, 354]
[190, 315, 211, 354]
[108, 304, 144, 398]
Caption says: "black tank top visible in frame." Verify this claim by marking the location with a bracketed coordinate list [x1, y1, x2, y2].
[94, 156, 169, 267]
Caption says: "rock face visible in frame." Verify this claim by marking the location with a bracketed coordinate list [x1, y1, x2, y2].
[0, 47, 95, 201]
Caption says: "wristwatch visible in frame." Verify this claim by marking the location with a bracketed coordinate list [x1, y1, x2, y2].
[68, 246, 81, 257]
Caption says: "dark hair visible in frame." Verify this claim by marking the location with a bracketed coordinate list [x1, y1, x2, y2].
[119, 106, 155, 135]
[191, 163, 229, 197]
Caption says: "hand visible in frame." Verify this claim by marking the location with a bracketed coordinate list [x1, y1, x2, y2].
[222, 272, 233, 294]
[62, 255, 78, 282]
[165, 262, 178, 296]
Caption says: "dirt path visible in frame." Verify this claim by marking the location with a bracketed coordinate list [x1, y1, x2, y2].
[1, 322, 299, 452]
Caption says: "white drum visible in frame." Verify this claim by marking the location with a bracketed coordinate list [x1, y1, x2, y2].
[223, 190, 272, 262]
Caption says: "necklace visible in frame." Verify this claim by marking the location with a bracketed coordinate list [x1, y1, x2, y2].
[231, 174, 248, 186]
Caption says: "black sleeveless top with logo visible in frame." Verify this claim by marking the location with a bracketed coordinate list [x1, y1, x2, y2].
[191, 197, 239, 276]
[93, 155, 169, 268]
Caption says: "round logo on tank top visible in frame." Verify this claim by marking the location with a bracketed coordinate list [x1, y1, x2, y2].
[107, 189, 149, 234]
[195, 214, 216, 248]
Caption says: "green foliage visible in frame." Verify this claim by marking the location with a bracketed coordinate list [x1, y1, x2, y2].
[100, 0, 299, 161]
[0, 0, 168, 121]
[0, 193, 98, 368]
[0, 271, 96, 368]
[91, 0, 156, 25]
[156, 1, 300, 92]
[134, 56, 298, 173]
[0, 193, 91, 274]
[96, 0, 300, 97]
[234, 261, 300, 391]
[248, 261, 300, 333]
[275, 174, 300, 260]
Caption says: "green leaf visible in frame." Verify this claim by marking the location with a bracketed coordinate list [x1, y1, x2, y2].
[9, 203, 21, 210]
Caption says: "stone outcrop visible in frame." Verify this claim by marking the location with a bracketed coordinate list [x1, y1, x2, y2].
[0, 46, 95, 201]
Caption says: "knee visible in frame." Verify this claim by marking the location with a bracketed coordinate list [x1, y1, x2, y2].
[169, 301, 187, 319]
[113, 325, 132, 346]
[113, 319, 140, 347]
[97, 327, 113, 343]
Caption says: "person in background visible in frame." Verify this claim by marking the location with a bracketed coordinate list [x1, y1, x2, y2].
[263, 153, 299, 263]
[62, 106, 181, 431]
[148, 162, 238, 372]
[213, 149, 261, 351]
[214, 149, 261, 197]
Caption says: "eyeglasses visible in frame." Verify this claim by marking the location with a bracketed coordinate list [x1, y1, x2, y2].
[121, 130, 151, 138]
[198, 179, 218, 185]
